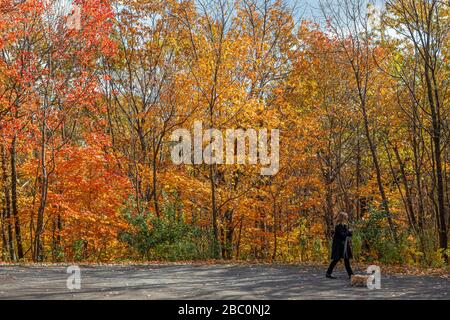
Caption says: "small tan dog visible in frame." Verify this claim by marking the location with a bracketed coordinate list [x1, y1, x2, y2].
[350, 274, 371, 287]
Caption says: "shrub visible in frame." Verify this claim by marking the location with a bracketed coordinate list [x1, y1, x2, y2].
[352, 207, 406, 265]
[351, 207, 448, 267]
[118, 196, 213, 261]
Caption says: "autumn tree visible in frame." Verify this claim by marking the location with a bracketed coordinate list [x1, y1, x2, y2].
[382, 0, 449, 260]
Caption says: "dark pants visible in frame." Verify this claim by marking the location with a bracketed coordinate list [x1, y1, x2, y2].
[326, 258, 353, 276]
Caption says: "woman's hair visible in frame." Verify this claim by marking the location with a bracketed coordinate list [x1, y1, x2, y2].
[336, 212, 349, 225]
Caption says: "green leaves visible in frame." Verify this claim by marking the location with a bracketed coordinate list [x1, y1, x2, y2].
[119, 197, 212, 261]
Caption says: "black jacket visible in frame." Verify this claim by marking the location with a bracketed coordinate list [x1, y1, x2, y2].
[330, 223, 353, 260]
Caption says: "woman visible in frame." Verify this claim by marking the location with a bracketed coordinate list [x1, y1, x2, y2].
[326, 212, 354, 279]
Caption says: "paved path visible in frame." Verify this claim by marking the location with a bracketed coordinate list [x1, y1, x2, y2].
[0, 264, 448, 299]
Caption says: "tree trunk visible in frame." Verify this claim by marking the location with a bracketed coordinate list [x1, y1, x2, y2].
[424, 61, 447, 261]
[355, 129, 362, 220]
[10, 136, 23, 259]
[324, 178, 334, 239]
[360, 102, 397, 242]
[209, 163, 220, 258]
[1, 145, 15, 261]
[223, 209, 233, 260]
[272, 200, 278, 261]
[236, 217, 243, 259]
[1, 207, 7, 261]
[391, 144, 417, 232]
[152, 154, 160, 218]
[34, 111, 48, 262]
[412, 112, 425, 231]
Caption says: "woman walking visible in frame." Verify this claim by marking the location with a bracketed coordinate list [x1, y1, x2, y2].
[326, 212, 354, 279]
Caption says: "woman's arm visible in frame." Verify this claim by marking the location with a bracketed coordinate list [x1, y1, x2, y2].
[347, 228, 353, 237]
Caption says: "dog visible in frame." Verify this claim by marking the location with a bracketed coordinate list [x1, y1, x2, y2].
[350, 274, 371, 287]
